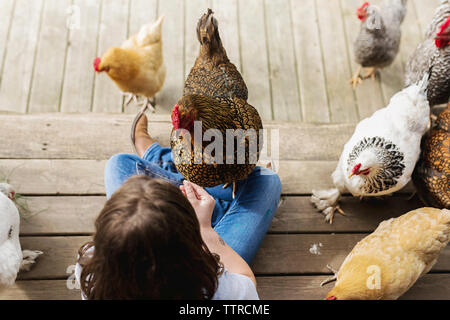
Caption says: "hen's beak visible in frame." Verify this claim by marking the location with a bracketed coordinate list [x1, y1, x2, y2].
[348, 172, 355, 179]
[8, 191, 15, 201]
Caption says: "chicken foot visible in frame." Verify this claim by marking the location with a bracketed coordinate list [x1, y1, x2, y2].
[139, 97, 156, 113]
[222, 182, 237, 199]
[20, 250, 43, 272]
[350, 66, 378, 89]
[122, 92, 138, 106]
[350, 66, 363, 89]
[323, 205, 345, 224]
[320, 264, 339, 287]
[362, 67, 377, 81]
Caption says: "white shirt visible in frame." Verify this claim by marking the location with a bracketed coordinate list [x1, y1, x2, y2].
[75, 249, 259, 300]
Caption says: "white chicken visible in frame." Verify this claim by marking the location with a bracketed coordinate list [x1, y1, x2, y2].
[311, 75, 430, 223]
[0, 183, 42, 291]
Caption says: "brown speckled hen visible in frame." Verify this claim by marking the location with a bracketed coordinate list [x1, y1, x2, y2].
[405, 1, 450, 106]
[413, 104, 450, 209]
[170, 10, 262, 196]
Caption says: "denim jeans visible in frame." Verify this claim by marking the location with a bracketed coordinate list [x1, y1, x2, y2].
[104, 143, 282, 264]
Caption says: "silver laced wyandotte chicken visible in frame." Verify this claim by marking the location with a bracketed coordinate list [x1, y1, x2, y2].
[350, 0, 408, 88]
[405, 0, 450, 107]
[170, 9, 263, 197]
[412, 103, 450, 209]
[324, 207, 450, 300]
[311, 75, 430, 223]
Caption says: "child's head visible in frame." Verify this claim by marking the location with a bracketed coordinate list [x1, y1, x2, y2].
[78, 175, 222, 299]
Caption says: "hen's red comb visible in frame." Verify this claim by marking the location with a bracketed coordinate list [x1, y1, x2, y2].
[93, 57, 101, 72]
[325, 296, 337, 300]
[352, 163, 362, 174]
[436, 17, 450, 49]
[357, 2, 370, 20]
[172, 104, 181, 130]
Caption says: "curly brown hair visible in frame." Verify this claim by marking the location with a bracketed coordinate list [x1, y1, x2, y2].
[78, 175, 223, 299]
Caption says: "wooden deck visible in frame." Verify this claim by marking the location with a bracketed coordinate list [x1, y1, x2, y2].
[0, 0, 449, 300]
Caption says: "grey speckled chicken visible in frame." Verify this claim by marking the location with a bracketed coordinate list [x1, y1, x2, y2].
[351, 0, 407, 88]
[405, 0, 450, 106]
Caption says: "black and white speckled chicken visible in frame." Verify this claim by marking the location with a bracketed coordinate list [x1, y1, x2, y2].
[405, 1, 450, 107]
[350, 0, 407, 88]
[312, 76, 430, 223]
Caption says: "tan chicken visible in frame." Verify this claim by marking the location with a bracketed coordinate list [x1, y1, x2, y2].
[94, 16, 166, 112]
[324, 207, 450, 300]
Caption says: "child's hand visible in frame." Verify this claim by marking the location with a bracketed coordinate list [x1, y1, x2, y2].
[180, 181, 215, 230]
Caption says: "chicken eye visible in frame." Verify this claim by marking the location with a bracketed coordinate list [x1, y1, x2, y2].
[8, 227, 13, 239]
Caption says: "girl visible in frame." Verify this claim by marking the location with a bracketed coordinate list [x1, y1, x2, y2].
[76, 176, 259, 299]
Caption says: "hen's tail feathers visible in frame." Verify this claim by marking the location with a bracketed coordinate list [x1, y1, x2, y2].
[136, 15, 164, 46]
[417, 71, 430, 96]
[196, 9, 221, 49]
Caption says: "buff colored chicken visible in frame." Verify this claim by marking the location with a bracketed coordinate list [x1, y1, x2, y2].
[324, 207, 450, 300]
[94, 16, 166, 112]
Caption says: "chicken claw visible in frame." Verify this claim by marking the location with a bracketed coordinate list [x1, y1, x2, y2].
[350, 66, 363, 89]
[19, 250, 43, 272]
[320, 264, 339, 287]
[122, 92, 138, 106]
[139, 97, 156, 113]
[362, 67, 377, 81]
[323, 205, 346, 224]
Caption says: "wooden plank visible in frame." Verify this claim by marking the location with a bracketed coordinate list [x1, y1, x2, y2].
[398, 1, 423, 71]
[238, 0, 272, 121]
[210, 0, 240, 71]
[60, 0, 102, 113]
[18, 236, 89, 280]
[271, 195, 425, 233]
[340, 0, 385, 119]
[3, 274, 449, 300]
[257, 274, 450, 300]
[20, 196, 102, 235]
[14, 235, 450, 279]
[28, 0, 71, 113]
[123, 0, 158, 115]
[0, 0, 43, 113]
[264, 0, 301, 121]
[92, 0, 129, 113]
[155, 0, 184, 114]
[315, 0, 358, 123]
[0, 280, 81, 300]
[0, 158, 415, 196]
[290, 0, 329, 123]
[18, 195, 424, 236]
[375, 0, 413, 103]
[0, 114, 356, 161]
[412, 0, 442, 37]
[0, 0, 15, 79]
[252, 234, 450, 274]
[0, 159, 106, 195]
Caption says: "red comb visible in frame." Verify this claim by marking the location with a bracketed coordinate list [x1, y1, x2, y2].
[325, 296, 337, 300]
[93, 57, 101, 71]
[172, 104, 180, 130]
[352, 163, 362, 174]
[436, 17, 450, 48]
[357, 2, 370, 20]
